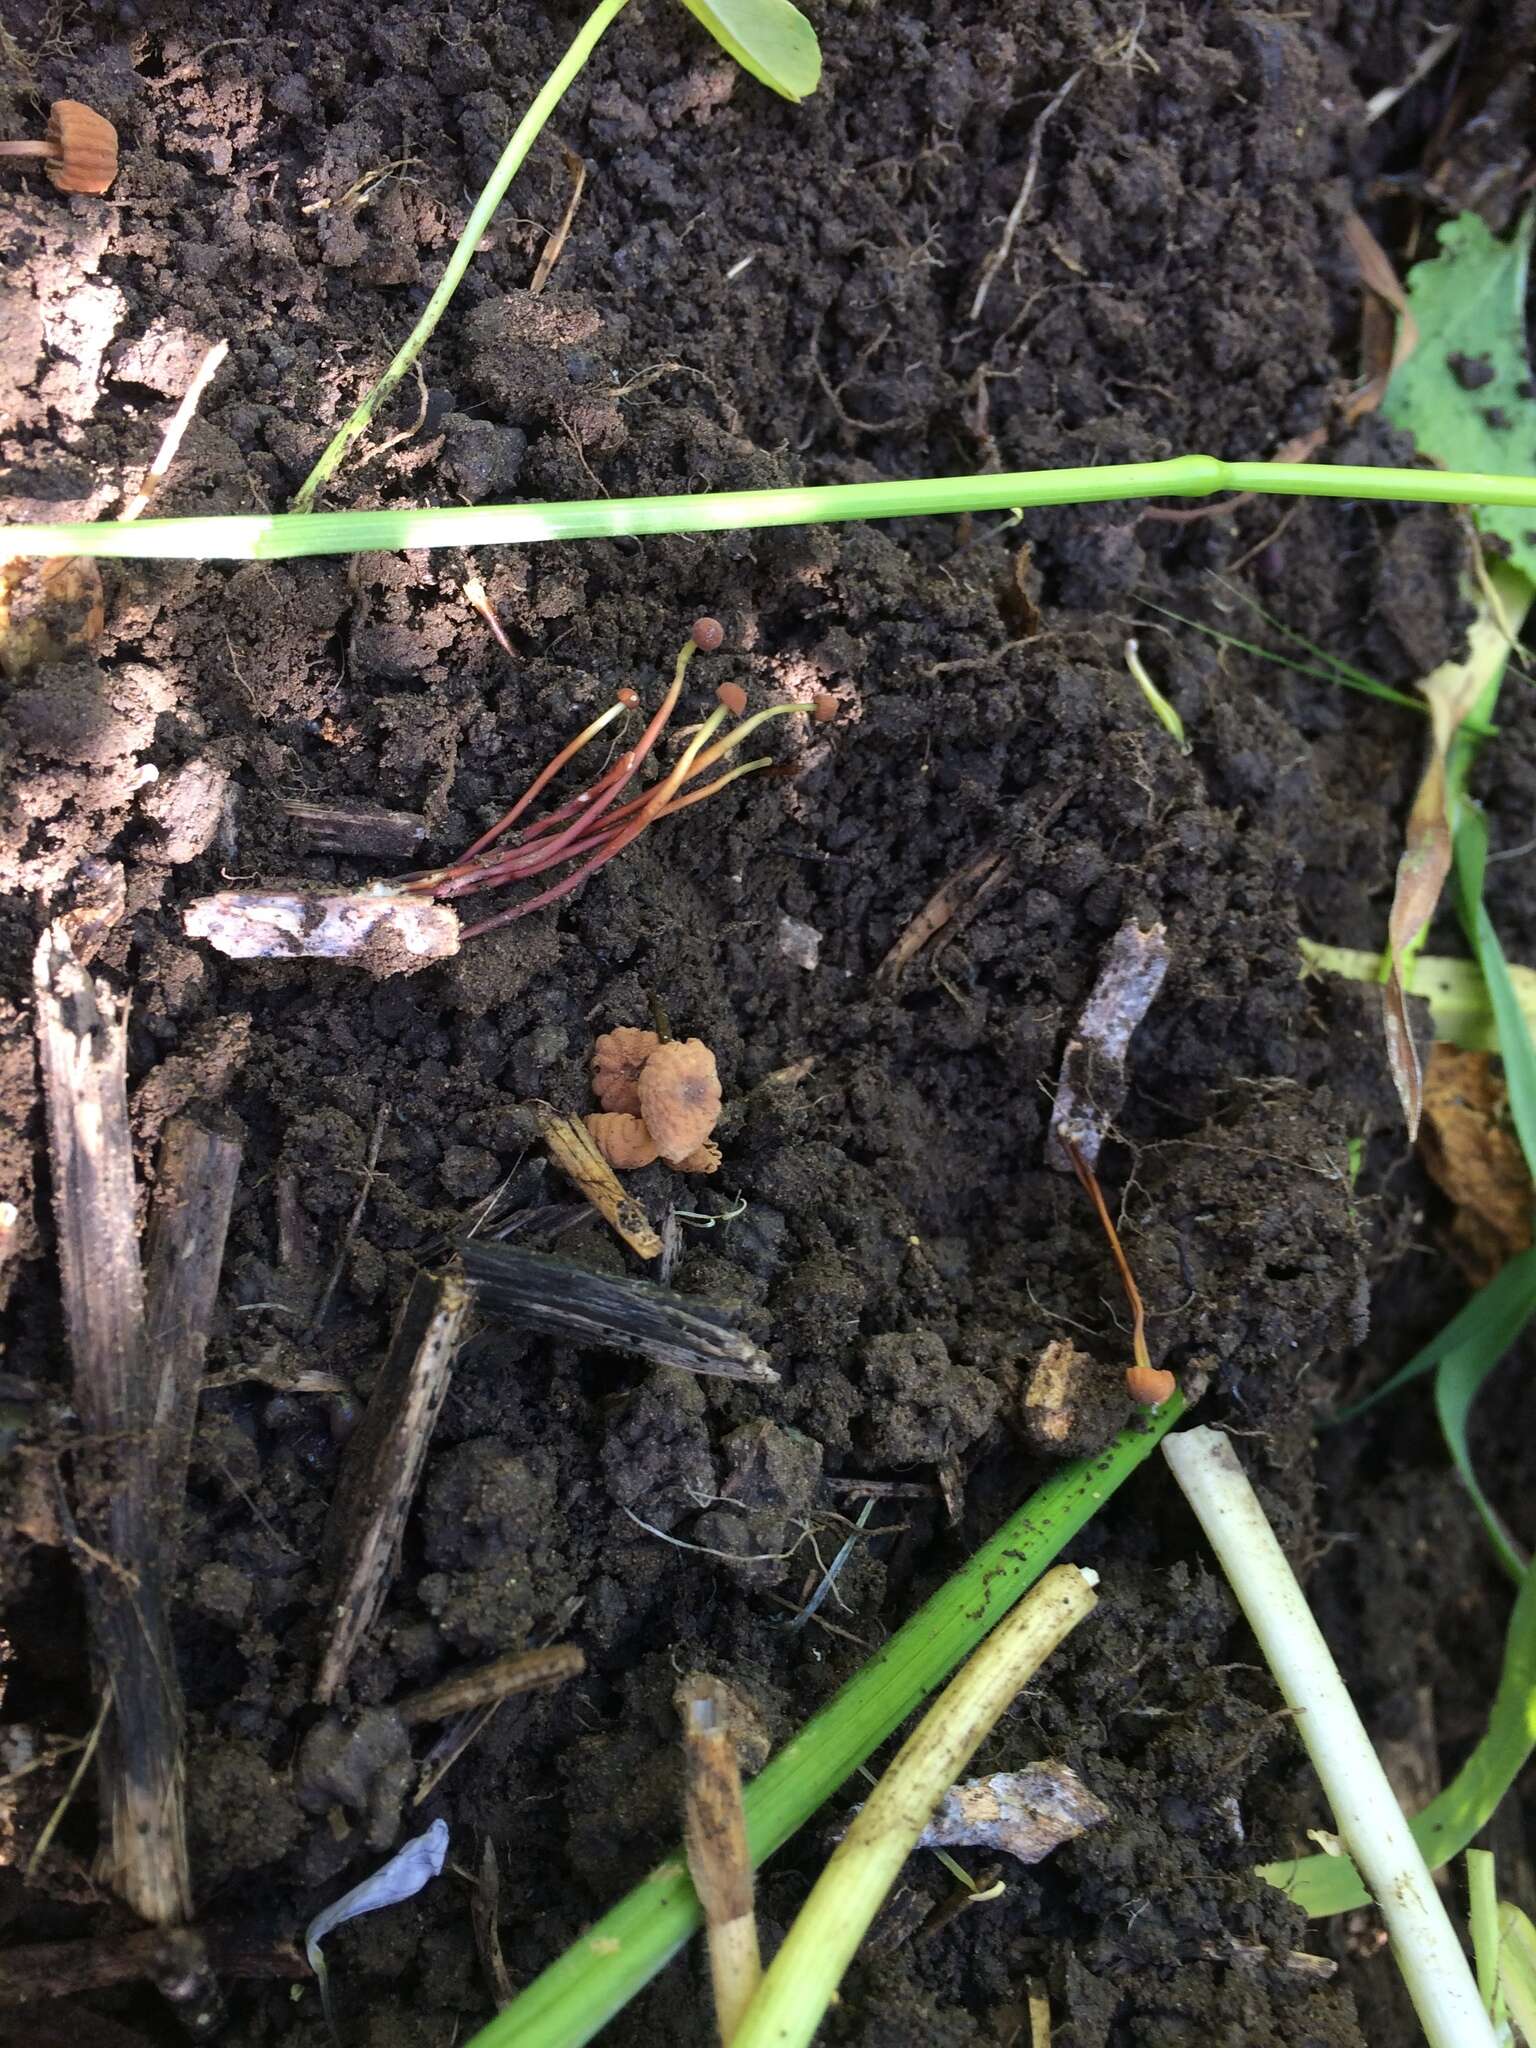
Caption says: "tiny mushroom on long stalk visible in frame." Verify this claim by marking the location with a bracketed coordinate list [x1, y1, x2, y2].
[0, 99, 118, 194]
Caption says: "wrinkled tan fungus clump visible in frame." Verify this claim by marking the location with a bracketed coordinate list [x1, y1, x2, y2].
[591, 1027, 661, 1114]
[638, 1039, 722, 1165]
[584, 1112, 660, 1170]
[584, 1030, 723, 1173]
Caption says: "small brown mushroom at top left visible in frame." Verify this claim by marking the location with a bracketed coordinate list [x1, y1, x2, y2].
[0, 100, 119, 195]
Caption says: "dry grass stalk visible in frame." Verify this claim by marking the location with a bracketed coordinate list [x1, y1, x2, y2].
[315, 1265, 469, 1703]
[677, 1676, 762, 2043]
[32, 923, 191, 1926]
[533, 1104, 664, 1259]
[143, 1117, 241, 1568]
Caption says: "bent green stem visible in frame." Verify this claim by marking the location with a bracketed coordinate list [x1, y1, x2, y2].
[466, 1391, 1185, 2048]
[292, 0, 632, 511]
[10, 456, 1536, 562]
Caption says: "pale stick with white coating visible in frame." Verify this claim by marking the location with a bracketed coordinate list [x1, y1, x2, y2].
[1162, 1426, 1496, 2048]
[730, 1564, 1099, 2048]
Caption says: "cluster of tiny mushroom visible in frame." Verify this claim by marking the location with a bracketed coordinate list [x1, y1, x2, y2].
[587, 1029, 722, 1174]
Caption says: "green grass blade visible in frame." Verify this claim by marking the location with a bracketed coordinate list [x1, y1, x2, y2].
[292, 0, 632, 510]
[1497, 1903, 1536, 2044]
[1437, 1330, 1530, 1583]
[1470, 1850, 1503, 2014]
[10, 459, 1536, 561]
[1455, 807, 1536, 1182]
[1260, 1559, 1536, 1915]
[1331, 1246, 1536, 1423]
[1208, 575, 1399, 696]
[467, 1394, 1186, 2048]
[1141, 601, 1428, 715]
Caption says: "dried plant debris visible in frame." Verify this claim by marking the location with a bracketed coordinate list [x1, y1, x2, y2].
[534, 1105, 664, 1259]
[315, 1268, 469, 1703]
[1420, 1044, 1534, 1282]
[460, 1238, 776, 1384]
[143, 1118, 241, 1566]
[1048, 920, 1170, 1172]
[32, 923, 191, 1926]
[184, 889, 460, 975]
[915, 1764, 1110, 1865]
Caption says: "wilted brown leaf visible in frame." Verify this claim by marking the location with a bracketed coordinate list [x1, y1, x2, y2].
[1420, 1044, 1533, 1283]
[1382, 592, 1516, 1137]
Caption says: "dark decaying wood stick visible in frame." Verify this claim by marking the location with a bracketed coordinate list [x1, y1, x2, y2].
[459, 1239, 777, 1384]
[281, 799, 427, 858]
[143, 1117, 241, 1570]
[32, 924, 191, 1928]
[0, 1924, 306, 2006]
[315, 1264, 469, 1704]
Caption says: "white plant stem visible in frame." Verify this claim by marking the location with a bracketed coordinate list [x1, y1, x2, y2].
[1163, 1426, 1496, 2048]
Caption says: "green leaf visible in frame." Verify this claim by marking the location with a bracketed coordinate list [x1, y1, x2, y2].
[1455, 806, 1536, 1183]
[1260, 1558, 1536, 1915]
[1298, 941, 1536, 1055]
[1383, 206, 1536, 582]
[1436, 1314, 1530, 1584]
[1331, 1245, 1536, 1422]
[676, 0, 821, 100]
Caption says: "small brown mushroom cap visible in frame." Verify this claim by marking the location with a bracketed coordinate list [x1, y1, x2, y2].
[591, 1026, 661, 1114]
[638, 1037, 721, 1165]
[47, 100, 118, 195]
[675, 1139, 722, 1175]
[585, 1112, 660, 1170]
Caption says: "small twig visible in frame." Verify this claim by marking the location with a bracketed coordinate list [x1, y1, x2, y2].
[530, 147, 587, 294]
[395, 1644, 585, 1726]
[26, 1692, 109, 1880]
[119, 340, 229, 523]
[678, 1677, 762, 2042]
[282, 801, 427, 859]
[307, 1104, 388, 1337]
[969, 70, 1083, 321]
[876, 847, 1009, 986]
[315, 1266, 468, 1703]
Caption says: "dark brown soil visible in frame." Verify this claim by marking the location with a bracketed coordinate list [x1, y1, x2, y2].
[2, 1, 1533, 2044]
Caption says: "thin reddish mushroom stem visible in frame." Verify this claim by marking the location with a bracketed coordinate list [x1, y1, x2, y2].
[408, 619, 827, 932]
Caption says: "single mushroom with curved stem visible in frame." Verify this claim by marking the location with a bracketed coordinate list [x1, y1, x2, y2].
[0, 99, 118, 194]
